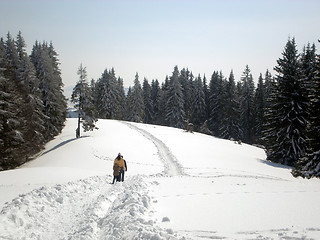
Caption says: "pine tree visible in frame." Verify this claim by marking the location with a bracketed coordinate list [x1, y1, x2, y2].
[142, 78, 153, 124]
[220, 70, 240, 140]
[71, 64, 97, 138]
[0, 40, 24, 169]
[126, 73, 144, 122]
[47, 41, 67, 130]
[203, 74, 210, 121]
[157, 77, 170, 125]
[239, 65, 256, 144]
[255, 73, 266, 143]
[96, 68, 121, 119]
[15, 32, 46, 155]
[150, 79, 161, 124]
[192, 74, 206, 130]
[165, 66, 185, 129]
[179, 68, 193, 122]
[5, 32, 19, 78]
[30, 41, 67, 141]
[0, 32, 67, 169]
[116, 77, 126, 120]
[208, 71, 225, 137]
[264, 69, 274, 109]
[293, 43, 320, 177]
[264, 38, 308, 166]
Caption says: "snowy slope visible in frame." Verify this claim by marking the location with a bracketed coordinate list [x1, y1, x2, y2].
[0, 119, 319, 240]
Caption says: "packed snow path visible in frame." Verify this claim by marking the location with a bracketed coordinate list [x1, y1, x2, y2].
[0, 175, 182, 239]
[123, 122, 184, 176]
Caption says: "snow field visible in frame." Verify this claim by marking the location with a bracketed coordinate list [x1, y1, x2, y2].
[0, 118, 320, 239]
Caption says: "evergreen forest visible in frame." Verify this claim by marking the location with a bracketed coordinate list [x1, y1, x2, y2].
[1, 32, 319, 178]
[0, 32, 67, 169]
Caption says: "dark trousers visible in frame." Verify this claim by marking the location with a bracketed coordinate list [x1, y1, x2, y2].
[112, 175, 119, 184]
[119, 168, 124, 182]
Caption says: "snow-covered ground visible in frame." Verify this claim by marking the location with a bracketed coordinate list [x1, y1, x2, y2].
[0, 119, 319, 240]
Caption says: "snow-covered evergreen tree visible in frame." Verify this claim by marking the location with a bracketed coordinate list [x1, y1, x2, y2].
[15, 32, 46, 155]
[30, 41, 67, 141]
[264, 38, 308, 166]
[239, 65, 256, 144]
[158, 77, 170, 126]
[0, 39, 24, 169]
[71, 64, 97, 137]
[220, 70, 240, 140]
[150, 79, 161, 124]
[179, 68, 193, 122]
[116, 77, 126, 120]
[264, 69, 274, 108]
[203, 75, 210, 121]
[126, 73, 144, 122]
[142, 78, 153, 124]
[165, 66, 185, 129]
[95, 68, 120, 119]
[5, 33, 19, 78]
[293, 43, 320, 177]
[254, 73, 266, 143]
[192, 75, 206, 130]
[0, 32, 66, 169]
[47, 41, 67, 128]
[208, 71, 225, 137]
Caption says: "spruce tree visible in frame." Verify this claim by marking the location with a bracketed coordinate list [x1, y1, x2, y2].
[150, 79, 161, 124]
[264, 38, 308, 166]
[157, 77, 169, 126]
[255, 73, 266, 144]
[203, 74, 210, 121]
[71, 64, 97, 137]
[15, 32, 46, 155]
[116, 77, 126, 120]
[0, 32, 67, 169]
[208, 71, 225, 137]
[126, 73, 144, 122]
[220, 70, 240, 140]
[293, 43, 320, 177]
[239, 65, 256, 144]
[179, 68, 193, 122]
[264, 69, 274, 109]
[142, 78, 153, 124]
[30, 41, 67, 141]
[0, 40, 24, 169]
[165, 66, 185, 129]
[192, 74, 206, 130]
[95, 68, 119, 119]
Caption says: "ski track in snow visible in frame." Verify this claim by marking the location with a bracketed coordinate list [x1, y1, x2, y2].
[122, 122, 184, 177]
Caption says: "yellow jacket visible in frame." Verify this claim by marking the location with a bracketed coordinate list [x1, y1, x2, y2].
[114, 157, 126, 170]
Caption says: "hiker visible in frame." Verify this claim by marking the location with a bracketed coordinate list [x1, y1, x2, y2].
[112, 163, 120, 184]
[114, 153, 126, 182]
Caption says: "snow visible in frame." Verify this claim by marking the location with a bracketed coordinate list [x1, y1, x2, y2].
[1, 118, 320, 239]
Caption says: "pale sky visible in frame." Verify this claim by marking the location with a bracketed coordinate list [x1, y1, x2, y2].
[1, 0, 319, 98]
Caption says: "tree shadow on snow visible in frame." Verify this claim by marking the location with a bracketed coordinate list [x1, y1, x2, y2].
[41, 136, 90, 156]
[258, 159, 293, 170]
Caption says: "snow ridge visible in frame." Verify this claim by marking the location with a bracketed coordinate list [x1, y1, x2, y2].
[123, 122, 184, 176]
